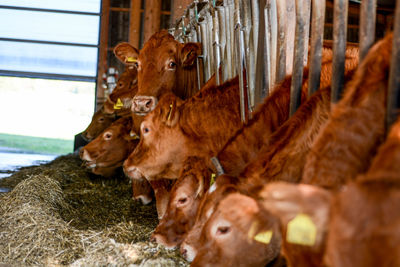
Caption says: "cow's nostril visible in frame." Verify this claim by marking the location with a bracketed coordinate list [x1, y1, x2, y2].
[150, 235, 156, 243]
[181, 248, 187, 257]
[145, 99, 153, 108]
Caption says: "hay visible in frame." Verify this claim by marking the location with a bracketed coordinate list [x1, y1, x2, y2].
[0, 154, 188, 266]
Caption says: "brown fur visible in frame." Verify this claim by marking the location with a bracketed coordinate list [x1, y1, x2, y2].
[151, 156, 212, 248]
[302, 34, 393, 190]
[325, 116, 400, 267]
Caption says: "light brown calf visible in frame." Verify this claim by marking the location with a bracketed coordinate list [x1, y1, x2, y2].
[81, 107, 116, 142]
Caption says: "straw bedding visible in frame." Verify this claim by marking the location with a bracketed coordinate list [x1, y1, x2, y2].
[0, 154, 188, 266]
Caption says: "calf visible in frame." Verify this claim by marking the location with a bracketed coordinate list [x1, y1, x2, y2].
[151, 157, 212, 248]
[302, 33, 393, 190]
[80, 116, 152, 204]
[124, 76, 242, 181]
[81, 107, 116, 142]
[113, 30, 211, 115]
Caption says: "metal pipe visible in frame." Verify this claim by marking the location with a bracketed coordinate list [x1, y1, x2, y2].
[275, 0, 287, 84]
[216, 6, 227, 81]
[267, 0, 277, 93]
[289, 0, 310, 116]
[213, 8, 221, 85]
[331, 0, 349, 104]
[307, 0, 325, 96]
[386, 0, 400, 131]
[359, 0, 377, 62]
[235, 23, 248, 123]
[199, 17, 211, 81]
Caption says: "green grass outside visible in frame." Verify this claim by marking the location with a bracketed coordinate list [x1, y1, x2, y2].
[0, 133, 73, 155]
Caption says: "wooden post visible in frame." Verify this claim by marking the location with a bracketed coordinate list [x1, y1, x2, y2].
[172, 0, 193, 23]
[96, 0, 110, 111]
[129, 0, 142, 48]
[143, 0, 162, 43]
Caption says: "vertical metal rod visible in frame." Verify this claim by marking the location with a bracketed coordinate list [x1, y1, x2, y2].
[254, 0, 268, 104]
[331, 0, 348, 104]
[216, 6, 227, 81]
[275, 0, 287, 84]
[285, 0, 296, 76]
[236, 24, 248, 123]
[228, 1, 236, 76]
[386, 0, 400, 131]
[213, 8, 221, 85]
[307, 0, 325, 96]
[199, 18, 211, 81]
[359, 0, 377, 62]
[267, 0, 277, 94]
[289, 0, 310, 116]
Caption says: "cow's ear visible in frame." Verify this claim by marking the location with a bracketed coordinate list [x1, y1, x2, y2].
[258, 182, 332, 239]
[180, 42, 201, 67]
[161, 97, 183, 127]
[114, 42, 139, 66]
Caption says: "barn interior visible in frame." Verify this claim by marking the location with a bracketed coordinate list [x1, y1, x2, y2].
[0, 0, 399, 266]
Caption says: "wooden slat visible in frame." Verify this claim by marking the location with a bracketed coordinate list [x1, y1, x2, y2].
[307, 0, 326, 96]
[386, 0, 400, 130]
[143, 0, 162, 43]
[171, 0, 193, 22]
[331, 0, 349, 104]
[359, 0, 377, 61]
[129, 0, 141, 48]
[96, 0, 110, 111]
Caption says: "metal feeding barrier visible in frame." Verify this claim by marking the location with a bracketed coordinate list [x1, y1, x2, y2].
[170, 0, 400, 132]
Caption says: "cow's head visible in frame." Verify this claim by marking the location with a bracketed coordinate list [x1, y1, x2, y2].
[190, 192, 282, 267]
[258, 182, 332, 267]
[151, 157, 212, 249]
[81, 107, 116, 142]
[80, 117, 138, 177]
[114, 31, 201, 115]
[180, 175, 239, 262]
[123, 93, 187, 181]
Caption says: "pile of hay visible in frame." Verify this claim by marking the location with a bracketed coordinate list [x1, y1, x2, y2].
[0, 154, 188, 266]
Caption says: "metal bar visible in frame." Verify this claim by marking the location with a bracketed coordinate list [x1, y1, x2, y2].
[0, 5, 101, 16]
[307, 0, 325, 96]
[199, 17, 211, 81]
[331, 0, 349, 104]
[254, 0, 268, 104]
[359, 0, 377, 62]
[386, 0, 400, 130]
[0, 37, 99, 48]
[289, 0, 310, 116]
[223, 0, 234, 79]
[216, 6, 227, 82]
[213, 8, 221, 85]
[236, 25, 248, 123]
[285, 0, 296, 77]
[267, 0, 277, 93]
[275, 0, 287, 84]
[0, 70, 96, 82]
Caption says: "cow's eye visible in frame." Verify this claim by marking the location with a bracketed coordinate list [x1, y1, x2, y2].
[143, 127, 150, 134]
[98, 117, 105, 122]
[178, 197, 187, 205]
[168, 61, 177, 69]
[104, 132, 112, 140]
[216, 226, 230, 235]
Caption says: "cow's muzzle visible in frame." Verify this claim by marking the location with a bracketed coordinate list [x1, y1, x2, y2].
[132, 96, 158, 115]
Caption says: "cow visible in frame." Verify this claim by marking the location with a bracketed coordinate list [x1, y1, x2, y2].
[123, 76, 243, 182]
[302, 33, 394, 190]
[179, 47, 359, 263]
[113, 30, 215, 115]
[80, 116, 153, 204]
[256, 33, 395, 267]
[81, 107, 117, 142]
[151, 156, 212, 248]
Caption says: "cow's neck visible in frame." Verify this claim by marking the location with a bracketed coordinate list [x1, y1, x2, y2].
[174, 65, 200, 100]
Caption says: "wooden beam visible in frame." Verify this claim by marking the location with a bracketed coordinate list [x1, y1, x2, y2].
[143, 0, 162, 43]
[129, 0, 142, 48]
[96, 0, 110, 111]
[171, 0, 193, 23]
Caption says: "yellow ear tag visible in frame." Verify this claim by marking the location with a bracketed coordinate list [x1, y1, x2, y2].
[210, 173, 216, 186]
[126, 57, 137, 63]
[113, 98, 124, 110]
[133, 135, 140, 140]
[286, 213, 317, 246]
[254, 230, 273, 244]
[167, 104, 173, 121]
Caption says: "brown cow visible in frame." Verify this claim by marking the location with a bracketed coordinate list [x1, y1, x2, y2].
[113, 30, 209, 115]
[151, 156, 212, 248]
[80, 116, 153, 204]
[81, 107, 116, 142]
[191, 193, 282, 267]
[302, 33, 393, 190]
[123, 76, 242, 181]
[184, 48, 359, 264]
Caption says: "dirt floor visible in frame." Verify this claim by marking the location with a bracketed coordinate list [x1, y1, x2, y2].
[0, 153, 188, 266]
